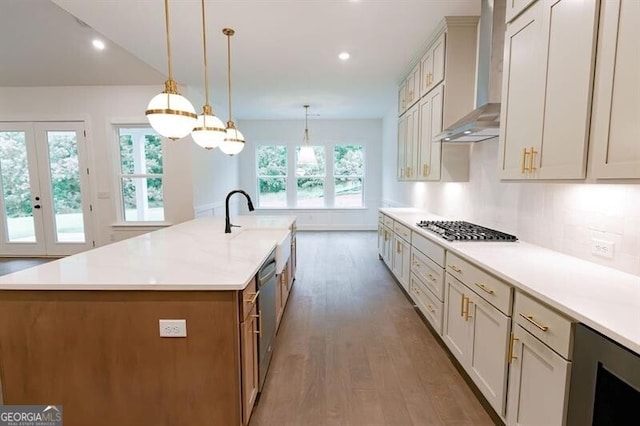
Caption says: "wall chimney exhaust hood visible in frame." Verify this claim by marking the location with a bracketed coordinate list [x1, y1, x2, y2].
[436, 0, 506, 143]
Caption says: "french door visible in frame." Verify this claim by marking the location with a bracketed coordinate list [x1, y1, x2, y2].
[0, 122, 93, 256]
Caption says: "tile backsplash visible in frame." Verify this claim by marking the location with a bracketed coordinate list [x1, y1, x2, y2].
[386, 139, 640, 276]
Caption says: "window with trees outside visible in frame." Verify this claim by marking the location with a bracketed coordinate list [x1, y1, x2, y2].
[116, 127, 164, 222]
[334, 145, 364, 207]
[257, 145, 287, 207]
[296, 146, 326, 207]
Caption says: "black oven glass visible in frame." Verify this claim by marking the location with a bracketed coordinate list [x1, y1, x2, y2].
[593, 363, 640, 425]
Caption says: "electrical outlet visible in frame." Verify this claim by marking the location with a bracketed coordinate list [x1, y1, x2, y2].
[591, 239, 614, 259]
[159, 319, 187, 337]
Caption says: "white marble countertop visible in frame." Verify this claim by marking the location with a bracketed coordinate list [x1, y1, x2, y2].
[380, 208, 640, 355]
[0, 215, 296, 291]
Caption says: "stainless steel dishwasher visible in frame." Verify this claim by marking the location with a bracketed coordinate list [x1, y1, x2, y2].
[257, 249, 277, 391]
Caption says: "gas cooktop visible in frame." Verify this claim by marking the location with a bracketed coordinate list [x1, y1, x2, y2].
[416, 220, 518, 242]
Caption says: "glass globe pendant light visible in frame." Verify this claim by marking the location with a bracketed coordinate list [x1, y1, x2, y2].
[298, 105, 317, 165]
[145, 0, 197, 140]
[219, 28, 246, 156]
[191, 0, 226, 149]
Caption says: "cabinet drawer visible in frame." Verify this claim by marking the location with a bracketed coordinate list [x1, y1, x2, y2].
[394, 221, 412, 242]
[411, 248, 444, 301]
[445, 252, 512, 316]
[514, 291, 574, 359]
[241, 278, 258, 321]
[383, 215, 394, 228]
[410, 273, 443, 334]
[412, 231, 445, 267]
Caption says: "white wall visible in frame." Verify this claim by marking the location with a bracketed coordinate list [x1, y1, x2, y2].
[382, 114, 640, 276]
[237, 119, 383, 230]
[0, 85, 197, 246]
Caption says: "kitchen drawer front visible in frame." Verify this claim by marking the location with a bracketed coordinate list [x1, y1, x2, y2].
[412, 231, 445, 267]
[445, 252, 512, 316]
[411, 248, 444, 301]
[383, 215, 394, 228]
[410, 273, 443, 334]
[394, 221, 412, 243]
[514, 291, 574, 359]
[241, 278, 259, 321]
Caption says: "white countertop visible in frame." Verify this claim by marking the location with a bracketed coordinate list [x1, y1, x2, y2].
[380, 208, 640, 355]
[0, 215, 295, 291]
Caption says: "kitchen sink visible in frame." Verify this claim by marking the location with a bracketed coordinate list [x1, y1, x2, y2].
[229, 229, 291, 274]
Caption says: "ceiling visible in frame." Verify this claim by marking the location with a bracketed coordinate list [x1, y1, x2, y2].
[2, 0, 480, 120]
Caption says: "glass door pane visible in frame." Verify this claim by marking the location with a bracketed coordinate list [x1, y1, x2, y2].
[0, 130, 37, 242]
[45, 131, 85, 243]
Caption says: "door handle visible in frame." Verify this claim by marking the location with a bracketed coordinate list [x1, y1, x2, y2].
[33, 204, 41, 209]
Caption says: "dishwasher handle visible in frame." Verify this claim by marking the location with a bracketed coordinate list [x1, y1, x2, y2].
[258, 260, 277, 286]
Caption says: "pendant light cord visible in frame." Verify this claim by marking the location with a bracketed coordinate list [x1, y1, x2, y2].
[164, 0, 173, 80]
[225, 29, 234, 123]
[200, 0, 209, 107]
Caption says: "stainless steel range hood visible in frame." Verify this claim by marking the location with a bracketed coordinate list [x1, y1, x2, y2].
[436, 0, 506, 143]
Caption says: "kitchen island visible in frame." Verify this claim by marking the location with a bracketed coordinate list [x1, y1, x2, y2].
[0, 215, 296, 426]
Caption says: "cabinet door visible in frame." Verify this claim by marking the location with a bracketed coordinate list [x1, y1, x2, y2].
[506, 325, 571, 426]
[534, 0, 598, 179]
[499, 2, 544, 179]
[377, 223, 384, 257]
[506, 0, 538, 23]
[590, 0, 640, 179]
[405, 104, 420, 179]
[241, 307, 259, 425]
[398, 82, 407, 116]
[431, 33, 446, 89]
[397, 115, 407, 180]
[392, 234, 410, 291]
[467, 293, 511, 417]
[383, 226, 393, 267]
[406, 64, 421, 108]
[419, 84, 444, 181]
[443, 276, 470, 365]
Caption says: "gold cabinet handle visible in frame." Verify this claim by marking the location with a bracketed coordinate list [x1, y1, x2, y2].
[519, 313, 549, 332]
[245, 290, 260, 305]
[448, 264, 462, 273]
[461, 295, 467, 318]
[252, 311, 262, 335]
[407, 166, 412, 177]
[508, 332, 519, 363]
[384, 230, 389, 242]
[465, 299, 473, 321]
[425, 73, 430, 85]
[521, 147, 530, 174]
[529, 147, 538, 172]
[427, 273, 437, 282]
[474, 282, 495, 295]
[396, 241, 401, 253]
[427, 304, 436, 313]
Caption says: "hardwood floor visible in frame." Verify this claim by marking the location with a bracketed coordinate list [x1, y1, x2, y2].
[250, 231, 496, 426]
[0, 258, 53, 276]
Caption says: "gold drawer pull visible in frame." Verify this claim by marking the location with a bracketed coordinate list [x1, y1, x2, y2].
[245, 290, 260, 305]
[465, 300, 473, 321]
[529, 147, 538, 172]
[474, 282, 495, 295]
[427, 304, 435, 313]
[448, 264, 462, 273]
[427, 273, 437, 282]
[252, 312, 262, 335]
[519, 313, 549, 332]
[508, 332, 519, 363]
[461, 295, 467, 318]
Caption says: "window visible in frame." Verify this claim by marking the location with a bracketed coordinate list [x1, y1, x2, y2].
[296, 146, 325, 207]
[334, 145, 364, 207]
[116, 127, 164, 222]
[257, 145, 287, 207]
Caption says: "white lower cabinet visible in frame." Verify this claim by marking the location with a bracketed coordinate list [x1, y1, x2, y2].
[443, 275, 510, 416]
[506, 324, 571, 426]
[392, 234, 411, 291]
[410, 273, 443, 334]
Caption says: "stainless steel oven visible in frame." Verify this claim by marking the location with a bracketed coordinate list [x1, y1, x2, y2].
[567, 324, 640, 425]
[257, 249, 277, 392]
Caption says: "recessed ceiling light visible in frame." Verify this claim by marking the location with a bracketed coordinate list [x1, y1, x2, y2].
[92, 39, 106, 50]
[463, 130, 472, 134]
[444, 138, 451, 141]
[338, 52, 350, 61]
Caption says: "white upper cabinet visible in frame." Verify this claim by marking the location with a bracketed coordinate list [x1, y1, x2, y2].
[418, 85, 443, 180]
[405, 63, 421, 110]
[590, 0, 640, 179]
[398, 81, 407, 117]
[420, 33, 446, 98]
[397, 114, 408, 179]
[499, 0, 599, 180]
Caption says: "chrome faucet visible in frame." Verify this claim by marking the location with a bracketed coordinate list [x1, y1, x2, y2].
[225, 190, 255, 233]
